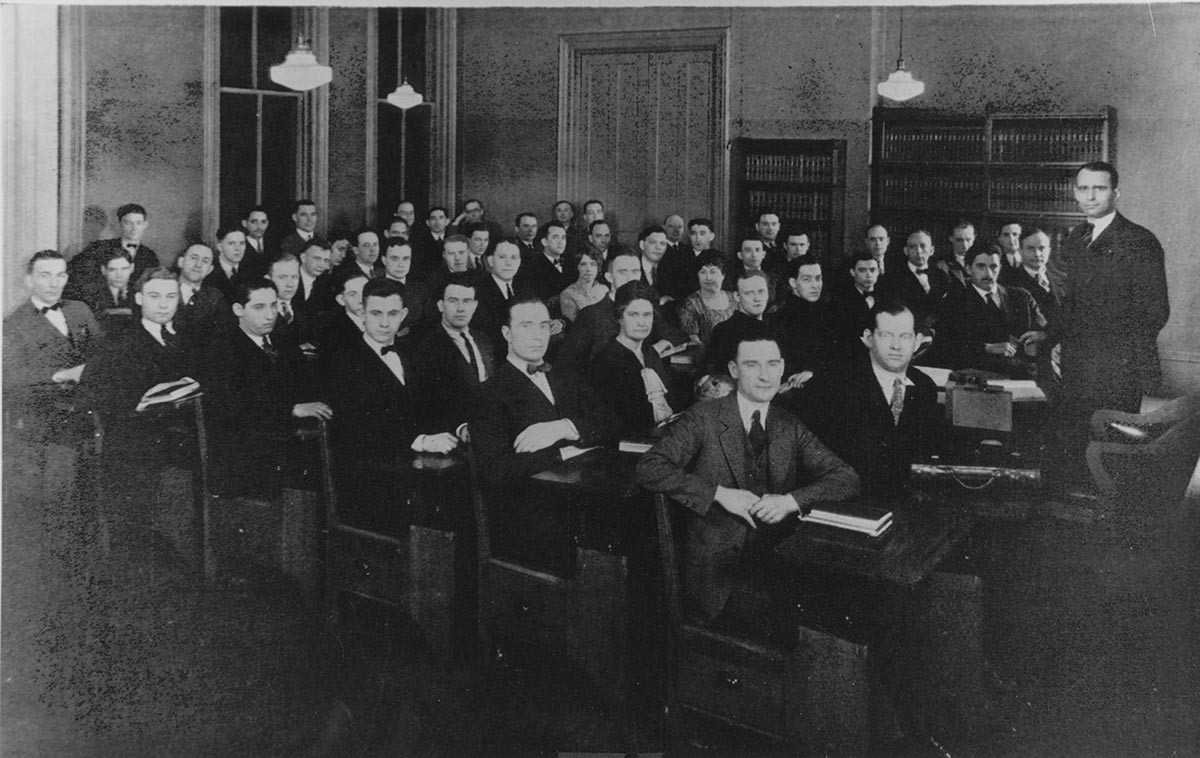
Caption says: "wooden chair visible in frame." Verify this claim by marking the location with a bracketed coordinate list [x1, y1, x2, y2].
[322, 423, 468, 660]
[1086, 394, 1200, 500]
[654, 493, 874, 756]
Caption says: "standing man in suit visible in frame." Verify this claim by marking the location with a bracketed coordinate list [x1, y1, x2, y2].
[4, 250, 103, 445]
[878, 229, 949, 334]
[203, 279, 332, 497]
[1059, 161, 1170, 452]
[241, 206, 273, 268]
[395, 200, 417, 228]
[66, 203, 159, 300]
[203, 225, 253, 303]
[472, 240, 533, 358]
[267, 255, 315, 346]
[413, 272, 496, 440]
[755, 211, 787, 275]
[775, 254, 836, 392]
[173, 243, 234, 344]
[80, 268, 197, 550]
[803, 302, 942, 497]
[78, 248, 136, 332]
[662, 214, 687, 261]
[933, 248, 1048, 378]
[522, 221, 572, 306]
[380, 237, 428, 343]
[657, 217, 722, 302]
[585, 219, 616, 271]
[725, 237, 784, 311]
[278, 199, 320, 259]
[706, 269, 775, 378]
[461, 221, 493, 273]
[636, 334, 859, 623]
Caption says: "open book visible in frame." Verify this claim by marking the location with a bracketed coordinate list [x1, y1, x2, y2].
[801, 502, 893, 537]
[136, 377, 201, 412]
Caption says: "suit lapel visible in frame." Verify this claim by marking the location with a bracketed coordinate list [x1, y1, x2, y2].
[716, 395, 748, 490]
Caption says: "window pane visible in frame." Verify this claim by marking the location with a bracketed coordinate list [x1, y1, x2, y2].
[377, 7, 398, 98]
[220, 92, 258, 227]
[220, 6, 254, 89]
[257, 6, 295, 92]
[261, 95, 299, 227]
[377, 105, 431, 221]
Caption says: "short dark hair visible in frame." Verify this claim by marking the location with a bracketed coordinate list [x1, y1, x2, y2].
[269, 254, 300, 275]
[245, 205, 269, 219]
[1019, 226, 1048, 243]
[731, 329, 779, 363]
[583, 199, 604, 212]
[486, 240, 520, 259]
[757, 210, 780, 222]
[1079, 160, 1118, 188]
[868, 299, 915, 331]
[540, 221, 566, 240]
[302, 237, 332, 254]
[443, 233, 469, 248]
[849, 249, 879, 269]
[588, 219, 610, 235]
[696, 249, 726, 272]
[687, 217, 714, 233]
[427, 205, 449, 219]
[387, 215, 410, 228]
[785, 225, 813, 241]
[328, 229, 353, 245]
[352, 226, 377, 244]
[383, 236, 411, 254]
[362, 276, 406, 307]
[100, 247, 134, 267]
[951, 219, 976, 234]
[515, 212, 537, 226]
[461, 198, 483, 211]
[967, 247, 1001, 266]
[613, 281, 656, 319]
[503, 294, 548, 326]
[27, 249, 64, 273]
[786, 254, 822, 280]
[439, 271, 477, 300]
[461, 221, 491, 239]
[293, 199, 316, 213]
[134, 266, 178, 294]
[638, 225, 666, 243]
[117, 203, 147, 221]
[554, 200, 576, 215]
[334, 266, 368, 294]
[738, 236, 765, 251]
[232, 277, 277, 306]
[215, 224, 244, 242]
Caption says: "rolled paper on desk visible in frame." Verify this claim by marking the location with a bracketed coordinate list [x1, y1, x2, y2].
[910, 463, 1042, 490]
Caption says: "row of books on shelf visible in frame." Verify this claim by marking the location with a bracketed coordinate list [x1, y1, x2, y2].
[746, 189, 834, 221]
[882, 126, 985, 163]
[877, 174, 987, 211]
[990, 175, 1079, 214]
[743, 152, 836, 184]
[990, 124, 1106, 163]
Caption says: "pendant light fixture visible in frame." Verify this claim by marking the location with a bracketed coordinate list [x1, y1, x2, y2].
[385, 13, 424, 110]
[877, 10, 925, 102]
[270, 37, 332, 92]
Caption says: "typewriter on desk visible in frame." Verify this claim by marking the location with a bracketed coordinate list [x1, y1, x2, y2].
[911, 370, 1045, 497]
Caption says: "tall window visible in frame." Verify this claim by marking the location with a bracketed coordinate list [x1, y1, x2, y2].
[218, 7, 304, 233]
[376, 7, 431, 224]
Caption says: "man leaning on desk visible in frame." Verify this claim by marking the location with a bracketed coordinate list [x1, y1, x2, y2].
[636, 334, 860, 625]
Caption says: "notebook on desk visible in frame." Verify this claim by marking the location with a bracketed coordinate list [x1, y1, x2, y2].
[801, 501, 893, 537]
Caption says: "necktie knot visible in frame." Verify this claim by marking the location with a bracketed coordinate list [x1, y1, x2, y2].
[748, 410, 767, 458]
[526, 361, 550, 375]
[39, 302, 62, 314]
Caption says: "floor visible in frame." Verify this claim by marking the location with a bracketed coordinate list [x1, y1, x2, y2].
[3, 448, 1197, 757]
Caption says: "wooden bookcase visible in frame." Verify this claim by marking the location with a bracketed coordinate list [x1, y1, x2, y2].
[870, 107, 1116, 250]
[731, 138, 846, 265]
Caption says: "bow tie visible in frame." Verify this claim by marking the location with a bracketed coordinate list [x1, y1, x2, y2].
[380, 343, 400, 356]
[915, 268, 929, 275]
[526, 361, 550, 375]
[39, 302, 62, 314]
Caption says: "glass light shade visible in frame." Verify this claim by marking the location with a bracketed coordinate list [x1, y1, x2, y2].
[269, 43, 332, 92]
[877, 60, 925, 102]
[386, 79, 424, 110]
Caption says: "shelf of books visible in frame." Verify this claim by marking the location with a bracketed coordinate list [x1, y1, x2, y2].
[870, 107, 1116, 244]
[731, 138, 846, 264]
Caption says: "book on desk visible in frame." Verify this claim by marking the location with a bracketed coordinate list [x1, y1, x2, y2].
[801, 501, 893, 538]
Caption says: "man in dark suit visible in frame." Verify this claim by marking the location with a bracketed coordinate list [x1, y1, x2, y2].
[865, 223, 891, 276]
[313, 268, 368, 354]
[241, 206, 273, 268]
[203, 225, 259, 303]
[80, 268, 198, 549]
[878, 229, 950, 334]
[4, 250, 103, 444]
[1006, 227, 1065, 332]
[802, 302, 942, 497]
[278, 199, 320, 260]
[296, 238, 334, 314]
[511, 211, 541, 263]
[379, 237, 429, 344]
[66, 203, 160, 300]
[556, 251, 685, 379]
[335, 227, 384, 281]
[994, 221, 1024, 285]
[1059, 161, 1170, 450]
[636, 334, 859, 623]
[933, 248, 1048, 378]
[267, 255, 316, 346]
[774, 255, 837, 391]
[754, 211, 787, 275]
[521, 221, 572, 306]
[173, 243, 235, 345]
[202, 278, 332, 497]
[829, 250, 881, 362]
[78, 247, 136, 332]
[410, 206, 450, 278]
[724, 237, 785, 311]
[323, 277, 459, 462]
[413, 272, 496, 439]
[472, 241, 534, 360]
[657, 217, 723, 301]
[635, 225, 671, 307]
[706, 270, 775, 378]
[933, 220, 977, 292]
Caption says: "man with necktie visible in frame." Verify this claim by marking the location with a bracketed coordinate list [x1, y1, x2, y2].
[203, 225, 257, 303]
[1005, 227, 1065, 332]
[173, 244, 235, 346]
[241, 206, 273, 267]
[278, 199, 320, 260]
[878, 229, 950, 335]
[66, 203, 160, 300]
[78, 248, 136, 331]
[830, 250, 881, 362]
[1058, 161, 1169, 458]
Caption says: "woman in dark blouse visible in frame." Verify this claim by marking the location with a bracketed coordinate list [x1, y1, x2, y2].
[589, 281, 679, 436]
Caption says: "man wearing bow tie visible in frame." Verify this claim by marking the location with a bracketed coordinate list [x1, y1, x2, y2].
[1059, 161, 1169, 453]
[471, 297, 619, 487]
[66, 203, 160, 300]
[521, 221, 573, 305]
[878, 229, 949, 335]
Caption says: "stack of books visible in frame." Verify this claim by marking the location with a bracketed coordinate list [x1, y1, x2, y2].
[136, 377, 201, 412]
[801, 502, 893, 538]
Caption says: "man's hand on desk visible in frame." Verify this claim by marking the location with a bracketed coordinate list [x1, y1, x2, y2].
[292, 401, 333, 420]
[714, 485, 759, 529]
[748, 494, 800, 524]
[513, 419, 577, 453]
[417, 432, 459, 454]
[985, 341, 1017, 358]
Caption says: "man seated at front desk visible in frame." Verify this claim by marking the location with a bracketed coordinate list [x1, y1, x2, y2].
[931, 247, 1048, 379]
[802, 301, 942, 497]
[470, 296, 620, 569]
[636, 335, 860, 628]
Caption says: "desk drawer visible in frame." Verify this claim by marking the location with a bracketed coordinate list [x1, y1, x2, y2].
[328, 526, 410, 606]
[678, 646, 786, 735]
[482, 563, 568, 652]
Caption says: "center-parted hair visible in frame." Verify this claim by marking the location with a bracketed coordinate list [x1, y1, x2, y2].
[613, 280, 656, 319]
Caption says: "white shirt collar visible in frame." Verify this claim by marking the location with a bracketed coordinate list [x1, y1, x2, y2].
[30, 295, 58, 311]
[543, 251, 562, 267]
[363, 332, 396, 356]
[300, 269, 317, 290]
[869, 357, 913, 403]
[179, 281, 199, 300]
[1088, 210, 1117, 240]
[142, 318, 174, 345]
[735, 391, 770, 433]
[297, 229, 313, 241]
[971, 283, 998, 301]
[909, 261, 927, 275]
[492, 273, 515, 292]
